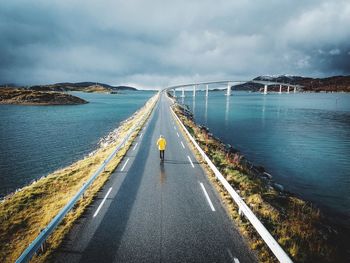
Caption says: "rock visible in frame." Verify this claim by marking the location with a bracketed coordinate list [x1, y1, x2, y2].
[273, 183, 284, 192]
[262, 172, 272, 179]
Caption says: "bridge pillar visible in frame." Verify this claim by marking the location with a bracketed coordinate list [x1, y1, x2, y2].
[263, 85, 268, 95]
[226, 82, 231, 96]
[294, 86, 296, 93]
[193, 85, 196, 97]
[181, 87, 185, 97]
[206, 84, 209, 97]
[287, 86, 290, 93]
[279, 85, 282, 94]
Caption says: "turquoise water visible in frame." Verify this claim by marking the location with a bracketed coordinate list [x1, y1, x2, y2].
[181, 91, 350, 225]
[0, 91, 155, 197]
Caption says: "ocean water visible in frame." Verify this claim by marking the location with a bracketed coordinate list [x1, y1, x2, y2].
[0, 91, 155, 197]
[180, 91, 350, 225]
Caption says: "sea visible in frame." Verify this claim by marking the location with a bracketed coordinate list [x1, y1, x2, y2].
[0, 90, 155, 197]
[179, 90, 350, 227]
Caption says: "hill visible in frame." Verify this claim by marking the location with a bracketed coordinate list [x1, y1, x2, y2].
[29, 82, 137, 93]
[234, 75, 350, 92]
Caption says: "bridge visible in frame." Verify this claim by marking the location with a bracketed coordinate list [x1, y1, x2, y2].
[16, 90, 293, 263]
[169, 80, 302, 97]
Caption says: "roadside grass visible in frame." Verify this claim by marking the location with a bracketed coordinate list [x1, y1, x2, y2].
[172, 104, 343, 263]
[0, 94, 158, 263]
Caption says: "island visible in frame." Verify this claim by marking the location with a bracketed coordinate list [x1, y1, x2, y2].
[0, 88, 88, 105]
[29, 82, 137, 93]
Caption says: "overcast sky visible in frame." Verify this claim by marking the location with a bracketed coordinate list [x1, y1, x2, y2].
[1, 0, 350, 89]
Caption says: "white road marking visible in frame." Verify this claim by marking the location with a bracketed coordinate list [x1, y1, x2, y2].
[234, 258, 240, 263]
[121, 158, 129, 171]
[139, 133, 143, 139]
[181, 141, 185, 149]
[200, 182, 216, 211]
[174, 126, 176, 130]
[133, 142, 138, 151]
[187, 155, 194, 168]
[93, 187, 112, 218]
[176, 132, 179, 137]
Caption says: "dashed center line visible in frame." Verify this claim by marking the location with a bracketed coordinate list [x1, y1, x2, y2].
[181, 141, 185, 149]
[187, 155, 194, 168]
[139, 133, 143, 139]
[133, 142, 138, 151]
[174, 125, 176, 130]
[121, 158, 130, 171]
[176, 132, 179, 137]
[200, 182, 216, 212]
[93, 187, 113, 218]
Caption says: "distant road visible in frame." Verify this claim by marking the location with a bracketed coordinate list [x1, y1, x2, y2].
[53, 92, 256, 263]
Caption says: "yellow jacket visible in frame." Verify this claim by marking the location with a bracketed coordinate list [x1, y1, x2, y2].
[157, 137, 167, 150]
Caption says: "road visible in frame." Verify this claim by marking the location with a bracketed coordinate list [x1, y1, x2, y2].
[53, 92, 256, 263]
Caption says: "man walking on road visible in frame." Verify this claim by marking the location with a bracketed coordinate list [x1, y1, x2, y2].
[157, 135, 167, 161]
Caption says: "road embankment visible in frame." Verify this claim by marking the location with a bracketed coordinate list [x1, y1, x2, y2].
[0, 93, 158, 263]
[170, 97, 347, 263]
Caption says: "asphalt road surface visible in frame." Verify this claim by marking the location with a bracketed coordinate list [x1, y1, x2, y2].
[53, 92, 256, 263]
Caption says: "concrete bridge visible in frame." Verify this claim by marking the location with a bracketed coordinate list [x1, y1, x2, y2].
[170, 80, 302, 97]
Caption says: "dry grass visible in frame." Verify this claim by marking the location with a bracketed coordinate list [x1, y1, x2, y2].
[0, 93, 158, 263]
[172, 103, 343, 263]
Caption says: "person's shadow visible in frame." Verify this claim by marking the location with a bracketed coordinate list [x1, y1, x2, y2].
[160, 161, 166, 184]
[163, 159, 197, 165]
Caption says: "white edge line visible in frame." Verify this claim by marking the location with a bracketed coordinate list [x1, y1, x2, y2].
[200, 182, 216, 211]
[139, 133, 143, 138]
[121, 158, 130, 171]
[181, 141, 185, 149]
[133, 142, 138, 151]
[176, 132, 179, 137]
[93, 187, 113, 218]
[187, 155, 194, 168]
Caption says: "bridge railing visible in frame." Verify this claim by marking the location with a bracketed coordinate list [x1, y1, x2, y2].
[169, 99, 293, 263]
[15, 94, 158, 263]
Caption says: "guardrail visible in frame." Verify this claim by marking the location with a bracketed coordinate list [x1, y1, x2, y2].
[16, 95, 158, 263]
[169, 102, 293, 263]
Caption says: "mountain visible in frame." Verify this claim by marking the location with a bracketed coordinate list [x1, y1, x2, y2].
[28, 82, 137, 93]
[234, 75, 350, 92]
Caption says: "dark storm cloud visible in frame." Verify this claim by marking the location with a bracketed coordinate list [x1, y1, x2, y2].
[0, 0, 349, 89]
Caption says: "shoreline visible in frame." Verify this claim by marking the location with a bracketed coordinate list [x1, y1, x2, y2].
[171, 93, 349, 262]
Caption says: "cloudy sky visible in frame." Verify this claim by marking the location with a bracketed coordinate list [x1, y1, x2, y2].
[1, 0, 350, 89]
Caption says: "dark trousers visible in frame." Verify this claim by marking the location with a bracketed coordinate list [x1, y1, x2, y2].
[159, 150, 165, 160]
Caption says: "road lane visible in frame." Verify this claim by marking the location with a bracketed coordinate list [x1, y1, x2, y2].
[53, 92, 256, 263]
